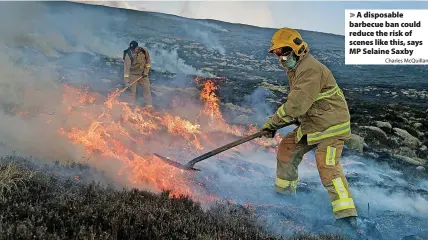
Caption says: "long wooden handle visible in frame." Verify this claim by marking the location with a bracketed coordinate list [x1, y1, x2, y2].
[119, 75, 143, 94]
[184, 121, 296, 168]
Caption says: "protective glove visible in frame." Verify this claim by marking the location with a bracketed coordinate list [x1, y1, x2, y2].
[261, 114, 293, 138]
[262, 127, 277, 138]
[142, 73, 149, 79]
[261, 116, 278, 138]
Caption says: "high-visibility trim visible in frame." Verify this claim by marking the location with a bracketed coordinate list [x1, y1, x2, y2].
[296, 127, 303, 142]
[275, 105, 294, 123]
[276, 104, 286, 118]
[326, 146, 337, 166]
[290, 84, 348, 143]
[145, 64, 151, 68]
[331, 176, 355, 213]
[276, 177, 298, 189]
[307, 121, 351, 143]
[124, 74, 129, 78]
[315, 84, 340, 101]
[332, 198, 355, 212]
[332, 177, 349, 199]
[337, 89, 345, 101]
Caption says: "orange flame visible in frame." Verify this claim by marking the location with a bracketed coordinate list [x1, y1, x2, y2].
[199, 79, 222, 121]
[15, 76, 283, 202]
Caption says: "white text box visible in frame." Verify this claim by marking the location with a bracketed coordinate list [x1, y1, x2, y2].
[345, 10, 428, 65]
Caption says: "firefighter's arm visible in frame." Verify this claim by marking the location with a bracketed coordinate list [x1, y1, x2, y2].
[275, 68, 322, 120]
[262, 114, 290, 130]
[123, 53, 131, 78]
[143, 48, 151, 76]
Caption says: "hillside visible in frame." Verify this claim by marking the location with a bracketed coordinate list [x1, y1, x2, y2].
[0, 1, 427, 240]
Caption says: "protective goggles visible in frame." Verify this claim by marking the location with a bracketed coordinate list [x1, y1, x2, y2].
[272, 48, 293, 62]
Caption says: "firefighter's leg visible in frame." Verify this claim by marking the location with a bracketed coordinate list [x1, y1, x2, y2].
[276, 133, 315, 194]
[315, 138, 358, 219]
[139, 77, 153, 107]
[127, 75, 138, 104]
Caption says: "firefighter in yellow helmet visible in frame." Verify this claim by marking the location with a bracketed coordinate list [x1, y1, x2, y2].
[123, 40, 153, 108]
[262, 28, 358, 229]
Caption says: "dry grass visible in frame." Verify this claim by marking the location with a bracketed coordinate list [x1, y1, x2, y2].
[0, 162, 35, 201]
[0, 156, 346, 240]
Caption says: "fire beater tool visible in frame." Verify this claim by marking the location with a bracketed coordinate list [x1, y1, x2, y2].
[118, 76, 157, 99]
[154, 121, 297, 171]
[119, 76, 143, 94]
[46, 76, 149, 116]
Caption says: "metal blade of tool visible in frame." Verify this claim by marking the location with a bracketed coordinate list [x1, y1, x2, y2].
[153, 153, 201, 171]
[153, 121, 297, 171]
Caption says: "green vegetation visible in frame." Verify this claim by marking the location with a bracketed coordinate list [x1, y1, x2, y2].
[0, 156, 345, 239]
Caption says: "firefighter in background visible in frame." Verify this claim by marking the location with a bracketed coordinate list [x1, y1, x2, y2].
[261, 28, 358, 229]
[123, 40, 153, 108]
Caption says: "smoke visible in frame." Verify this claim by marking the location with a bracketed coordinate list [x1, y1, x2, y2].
[183, 68, 428, 237]
[75, 1, 274, 56]
[0, 2, 125, 59]
[75, 0, 144, 11]
[0, 3, 71, 161]
[0, 1, 209, 192]
[183, 26, 226, 55]
[192, 145, 428, 239]
[0, 1, 119, 159]
[143, 42, 213, 77]
[0, 42, 86, 163]
[243, 87, 276, 125]
[184, 1, 274, 28]
[179, 2, 227, 55]
[0, 1, 238, 201]
[343, 156, 428, 216]
[1, 2, 427, 239]
[196, 20, 229, 33]
[79, 1, 275, 28]
[208, 76, 428, 238]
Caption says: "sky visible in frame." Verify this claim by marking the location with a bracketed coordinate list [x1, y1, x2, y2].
[77, 1, 428, 35]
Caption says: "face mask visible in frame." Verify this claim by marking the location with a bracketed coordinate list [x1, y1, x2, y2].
[279, 54, 297, 69]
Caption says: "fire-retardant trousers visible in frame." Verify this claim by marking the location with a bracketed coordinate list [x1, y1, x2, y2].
[125, 74, 153, 107]
[275, 130, 358, 219]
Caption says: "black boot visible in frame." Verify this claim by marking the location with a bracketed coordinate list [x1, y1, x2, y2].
[335, 216, 384, 240]
[334, 216, 359, 239]
[335, 216, 357, 227]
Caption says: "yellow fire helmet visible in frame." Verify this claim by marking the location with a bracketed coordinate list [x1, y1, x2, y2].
[269, 28, 308, 56]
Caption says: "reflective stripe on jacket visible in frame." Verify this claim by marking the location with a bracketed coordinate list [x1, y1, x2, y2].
[274, 50, 351, 145]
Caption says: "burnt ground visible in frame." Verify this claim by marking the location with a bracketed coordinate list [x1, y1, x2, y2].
[1, 2, 426, 239]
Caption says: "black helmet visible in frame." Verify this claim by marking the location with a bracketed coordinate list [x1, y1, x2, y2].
[129, 41, 138, 49]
